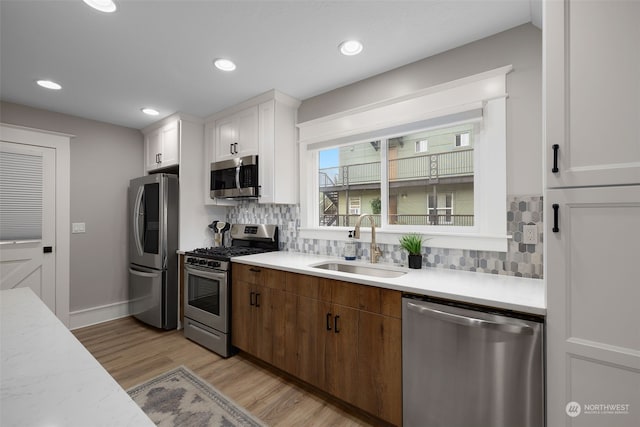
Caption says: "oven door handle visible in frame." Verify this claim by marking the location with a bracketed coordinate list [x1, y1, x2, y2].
[185, 265, 228, 281]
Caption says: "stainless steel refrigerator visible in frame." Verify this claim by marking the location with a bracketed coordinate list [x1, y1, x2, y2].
[128, 174, 178, 330]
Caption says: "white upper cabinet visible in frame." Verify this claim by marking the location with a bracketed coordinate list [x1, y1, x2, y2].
[545, 0, 640, 188]
[144, 119, 180, 172]
[214, 106, 258, 161]
[204, 90, 300, 205]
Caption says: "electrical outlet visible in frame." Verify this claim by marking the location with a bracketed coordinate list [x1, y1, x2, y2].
[523, 224, 537, 244]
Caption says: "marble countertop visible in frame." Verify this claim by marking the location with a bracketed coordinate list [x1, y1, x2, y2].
[0, 288, 155, 427]
[231, 251, 546, 316]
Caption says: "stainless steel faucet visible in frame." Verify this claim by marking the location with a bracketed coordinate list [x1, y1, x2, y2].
[353, 214, 382, 263]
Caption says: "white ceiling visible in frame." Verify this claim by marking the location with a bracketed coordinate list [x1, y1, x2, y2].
[0, 1, 541, 130]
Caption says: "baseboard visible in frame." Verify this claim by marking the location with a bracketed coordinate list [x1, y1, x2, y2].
[69, 300, 131, 330]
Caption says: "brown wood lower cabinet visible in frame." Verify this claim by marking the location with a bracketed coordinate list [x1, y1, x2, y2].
[232, 265, 286, 368]
[232, 264, 402, 426]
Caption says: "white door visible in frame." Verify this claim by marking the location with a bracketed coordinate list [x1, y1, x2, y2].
[0, 141, 56, 312]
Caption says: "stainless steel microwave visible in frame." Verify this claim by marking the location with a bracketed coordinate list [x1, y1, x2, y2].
[210, 155, 259, 199]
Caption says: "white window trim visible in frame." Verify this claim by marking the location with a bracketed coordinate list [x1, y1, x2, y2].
[297, 66, 511, 252]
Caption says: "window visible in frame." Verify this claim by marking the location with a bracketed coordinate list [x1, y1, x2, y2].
[0, 149, 43, 241]
[318, 123, 474, 229]
[415, 139, 428, 153]
[298, 66, 511, 251]
[348, 197, 361, 215]
[427, 192, 454, 225]
[319, 141, 381, 227]
[456, 132, 470, 147]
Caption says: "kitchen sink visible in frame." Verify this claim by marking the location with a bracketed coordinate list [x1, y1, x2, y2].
[310, 262, 407, 278]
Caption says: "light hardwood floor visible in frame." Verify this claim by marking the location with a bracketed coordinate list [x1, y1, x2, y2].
[73, 316, 387, 427]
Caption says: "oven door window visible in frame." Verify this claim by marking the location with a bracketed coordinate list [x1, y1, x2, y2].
[188, 274, 221, 315]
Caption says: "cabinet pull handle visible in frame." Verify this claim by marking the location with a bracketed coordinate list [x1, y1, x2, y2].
[326, 313, 332, 331]
[334, 315, 340, 333]
[552, 204, 560, 233]
[552, 144, 559, 173]
[157, 153, 162, 163]
[250, 291, 255, 306]
[249, 267, 261, 273]
[255, 293, 260, 308]
[229, 144, 234, 155]
[234, 142, 238, 154]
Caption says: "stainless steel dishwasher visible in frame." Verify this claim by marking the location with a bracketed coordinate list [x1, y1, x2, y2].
[402, 295, 544, 427]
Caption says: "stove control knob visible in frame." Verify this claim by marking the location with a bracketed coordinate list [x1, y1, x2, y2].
[207, 261, 215, 267]
[213, 261, 221, 267]
[199, 259, 207, 265]
[186, 257, 193, 264]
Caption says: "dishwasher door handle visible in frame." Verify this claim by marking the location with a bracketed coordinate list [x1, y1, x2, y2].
[406, 302, 533, 335]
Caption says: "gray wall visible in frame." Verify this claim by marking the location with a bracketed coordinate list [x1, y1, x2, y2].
[299, 23, 542, 196]
[0, 101, 144, 311]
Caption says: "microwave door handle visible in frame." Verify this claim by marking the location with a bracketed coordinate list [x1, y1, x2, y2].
[235, 164, 241, 190]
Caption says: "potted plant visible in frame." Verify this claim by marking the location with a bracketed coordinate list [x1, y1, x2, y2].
[399, 234, 424, 269]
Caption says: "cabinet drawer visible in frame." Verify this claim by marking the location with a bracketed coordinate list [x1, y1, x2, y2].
[284, 274, 402, 318]
[331, 279, 402, 318]
[285, 272, 331, 300]
[232, 264, 285, 290]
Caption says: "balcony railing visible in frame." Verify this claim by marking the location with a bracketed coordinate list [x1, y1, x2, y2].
[320, 214, 474, 227]
[319, 149, 473, 187]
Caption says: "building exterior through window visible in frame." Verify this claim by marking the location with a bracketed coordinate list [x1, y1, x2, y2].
[318, 123, 475, 228]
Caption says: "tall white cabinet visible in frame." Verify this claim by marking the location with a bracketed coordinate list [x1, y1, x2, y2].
[544, 1, 640, 426]
[143, 114, 225, 250]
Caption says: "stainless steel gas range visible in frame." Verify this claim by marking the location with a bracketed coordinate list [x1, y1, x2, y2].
[183, 224, 279, 357]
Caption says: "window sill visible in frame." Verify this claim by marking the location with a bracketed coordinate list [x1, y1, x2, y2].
[298, 227, 509, 252]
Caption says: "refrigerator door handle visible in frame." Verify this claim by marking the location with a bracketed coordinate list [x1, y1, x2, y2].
[129, 267, 161, 278]
[133, 186, 144, 256]
[406, 301, 533, 335]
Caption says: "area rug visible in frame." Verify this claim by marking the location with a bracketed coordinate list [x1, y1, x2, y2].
[127, 366, 266, 427]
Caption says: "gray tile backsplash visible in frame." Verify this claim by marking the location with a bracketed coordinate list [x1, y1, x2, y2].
[227, 195, 543, 279]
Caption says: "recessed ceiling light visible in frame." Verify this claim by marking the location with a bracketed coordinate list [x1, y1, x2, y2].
[36, 80, 62, 90]
[82, 0, 117, 13]
[213, 58, 236, 72]
[339, 40, 363, 56]
[141, 108, 159, 116]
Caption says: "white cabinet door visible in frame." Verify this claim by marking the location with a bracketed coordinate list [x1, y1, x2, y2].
[159, 120, 179, 167]
[144, 120, 180, 172]
[545, 0, 640, 188]
[214, 115, 237, 161]
[214, 106, 258, 161]
[546, 186, 640, 427]
[145, 128, 162, 171]
[235, 106, 258, 157]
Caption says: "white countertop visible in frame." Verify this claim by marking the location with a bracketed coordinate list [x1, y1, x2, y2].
[0, 288, 155, 427]
[231, 251, 546, 316]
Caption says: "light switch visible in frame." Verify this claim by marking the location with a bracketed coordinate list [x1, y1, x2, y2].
[72, 222, 86, 234]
